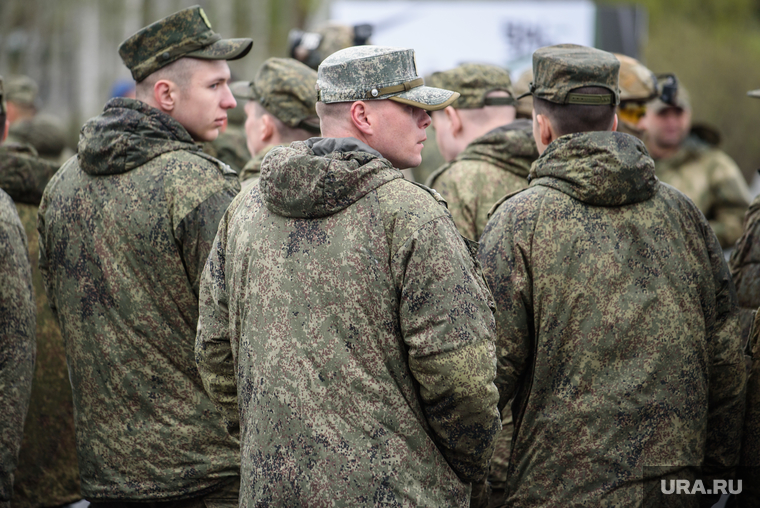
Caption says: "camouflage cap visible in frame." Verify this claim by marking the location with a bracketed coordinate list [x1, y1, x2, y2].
[513, 68, 534, 118]
[5, 75, 39, 108]
[427, 63, 515, 109]
[614, 54, 657, 102]
[648, 84, 691, 113]
[518, 44, 620, 106]
[316, 46, 459, 111]
[231, 58, 320, 132]
[118, 5, 253, 83]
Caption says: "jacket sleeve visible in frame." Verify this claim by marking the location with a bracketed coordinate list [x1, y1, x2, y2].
[0, 203, 36, 507]
[391, 214, 500, 484]
[701, 213, 747, 476]
[477, 196, 535, 414]
[195, 202, 239, 434]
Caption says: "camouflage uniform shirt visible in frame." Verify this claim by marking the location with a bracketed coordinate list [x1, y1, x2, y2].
[728, 187, 760, 342]
[479, 131, 746, 506]
[653, 136, 750, 248]
[0, 188, 35, 508]
[37, 98, 241, 501]
[196, 137, 501, 507]
[426, 119, 538, 241]
[0, 142, 81, 507]
[238, 145, 276, 190]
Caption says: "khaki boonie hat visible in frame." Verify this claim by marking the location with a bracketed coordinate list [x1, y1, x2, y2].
[518, 44, 620, 106]
[5, 75, 39, 108]
[614, 54, 657, 102]
[427, 63, 516, 109]
[119, 5, 253, 83]
[231, 58, 320, 133]
[316, 46, 459, 111]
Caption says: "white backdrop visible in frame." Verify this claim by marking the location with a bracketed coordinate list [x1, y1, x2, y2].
[331, 0, 597, 79]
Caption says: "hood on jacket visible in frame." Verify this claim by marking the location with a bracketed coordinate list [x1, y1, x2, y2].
[259, 137, 402, 219]
[530, 131, 657, 207]
[455, 119, 539, 178]
[78, 98, 199, 176]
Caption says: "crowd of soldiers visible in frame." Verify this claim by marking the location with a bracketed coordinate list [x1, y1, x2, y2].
[1, 4, 760, 508]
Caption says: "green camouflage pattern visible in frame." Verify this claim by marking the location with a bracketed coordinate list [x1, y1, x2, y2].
[118, 5, 252, 83]
[37, 97, 240, 501]
[479, 131, 746, 506]
[0, 142, 81, 507]
[317, 46, 458, 110]
[5, 76, 37, 108]
[522, 44, 620, 105]
[427, 64, 514, 109]
[426, 119, 538, 241]
[740, 309, 760, 506]
[653, 136, 750, 248]
[196, 137, 501, 506]
[238, 144, 276, 189]
[201, 124, 249, 172]
[232, 58, 319, 130]
[7, 114, 69, 163]
[0, 143, 58, 205]
[0, 189, 35, 508]
[729, 190, 760, 342]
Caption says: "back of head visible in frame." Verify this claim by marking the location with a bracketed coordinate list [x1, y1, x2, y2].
[524, 44, 619, 136]
[231, 57, 320, 136]
[290, 22, 373, 70]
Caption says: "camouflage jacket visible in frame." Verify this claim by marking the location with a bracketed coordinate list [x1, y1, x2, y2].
[37, 98, 241, 501]
[653, 136, 750, 248]
[0, 142, 81, 507]
[201, 124, 250, 173]
[238, 145, 276, 190]
[426, 119, 538, 241]
[0, 189, 35, 508]
[728, 188, 760, 343]
[479, 131, 746, 507]
[740, 309, 760, 506]
[0, 143, 58, 206]
[7, 114, 70, 164]
[196, 137, 501, 507]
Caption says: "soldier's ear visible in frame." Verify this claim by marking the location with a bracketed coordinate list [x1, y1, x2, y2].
[153, 79, 177, 113]
[350, 101, 372, 136]
[260, 114, 275, 142]
[536, 113, 555, 147]
[444, 106, 462, 136]
[611, 114, 618, 132]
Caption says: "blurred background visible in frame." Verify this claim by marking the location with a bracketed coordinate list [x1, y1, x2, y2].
[2, 0, 760, 184]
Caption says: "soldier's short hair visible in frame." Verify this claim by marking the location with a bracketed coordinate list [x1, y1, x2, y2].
[533, 87, 616, 136]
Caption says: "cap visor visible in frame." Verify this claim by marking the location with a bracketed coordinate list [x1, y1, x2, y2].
[230, 81, 255, 100]
[748, 89, 760, 98]
[388, 86, 459, 111]
[187, 38, 253, 62]
[515, 91, 533, 101]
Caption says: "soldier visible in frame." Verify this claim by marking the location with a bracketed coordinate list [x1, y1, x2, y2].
[0, 74, 36, 508]
[196, 45, 501, 507]
[641, 79, 750, 248]
[614, 53, 658, 139]
[231, 57, 320, 188]
[37, 6, 251, 506]
[479, 44, 745, 506]
[513, 68, 533, 120]
[5, 75, 69, 164]
[0, 83, 81, 507]
[425, 63, 538, 241]
[289, 22, 373, 70]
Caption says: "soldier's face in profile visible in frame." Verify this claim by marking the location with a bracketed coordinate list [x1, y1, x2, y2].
[644, 106, 691, 149]
[172, 59, 237, 142]
[365, 100, 431, 169]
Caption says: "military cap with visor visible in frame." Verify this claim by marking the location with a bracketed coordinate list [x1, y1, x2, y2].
[316, 46, 459, 111]
[231, 58, 320, 133]
[119, 5, 253, 83]
[517, 44, 620, 106]
[647, 83, 691, 113]
[427, 63, 516, 109]
[5, 75, 39, 108]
